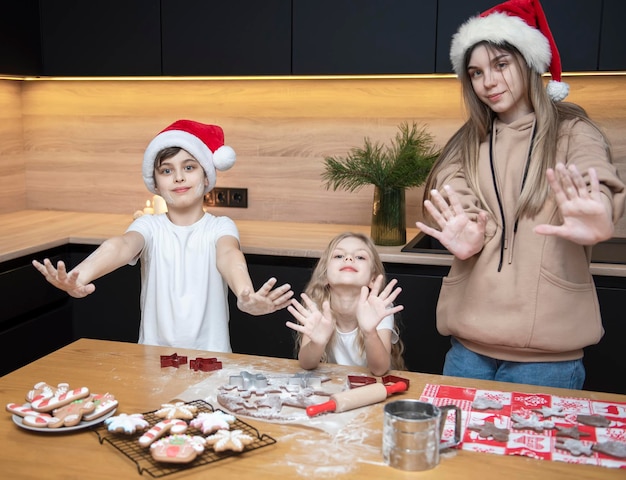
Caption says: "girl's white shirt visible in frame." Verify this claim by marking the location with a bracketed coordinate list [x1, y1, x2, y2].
[327, 314, 399, 367]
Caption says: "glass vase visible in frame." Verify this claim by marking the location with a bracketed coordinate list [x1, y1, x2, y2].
[371, 186, 406, 246]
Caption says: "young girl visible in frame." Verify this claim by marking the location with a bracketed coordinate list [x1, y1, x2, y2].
[286, 232, 406, 376]
[416, 0, 625, 388]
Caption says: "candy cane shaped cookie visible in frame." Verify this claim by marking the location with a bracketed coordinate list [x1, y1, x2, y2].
[7, 402, 52, 419]
[30, 384, 90, 413]
[138, 419, 188, 447]
[81, 393, 119, 422]
[6, 403, 54, 426]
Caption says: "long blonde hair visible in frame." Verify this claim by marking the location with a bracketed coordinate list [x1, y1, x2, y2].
[293, 232, 406, 370]
[423, 41, 612, 222]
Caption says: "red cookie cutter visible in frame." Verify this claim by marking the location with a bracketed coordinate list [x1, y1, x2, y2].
[160, 353, 188, 368]
[189, 357, 222, 372]
[347, 374, 410, 390]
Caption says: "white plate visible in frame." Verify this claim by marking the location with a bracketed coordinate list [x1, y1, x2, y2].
[12, 407, 117, 433]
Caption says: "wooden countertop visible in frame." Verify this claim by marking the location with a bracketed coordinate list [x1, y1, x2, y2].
[1, 210, 624, 276]
[1, 338, 624, 480]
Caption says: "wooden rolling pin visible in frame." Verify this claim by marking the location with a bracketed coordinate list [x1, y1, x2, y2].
[306, 381, 408, 417]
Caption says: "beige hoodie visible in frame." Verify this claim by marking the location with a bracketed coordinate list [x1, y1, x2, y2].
[436, 113, 625, 362]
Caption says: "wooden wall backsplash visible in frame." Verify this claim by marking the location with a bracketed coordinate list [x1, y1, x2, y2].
[1, 75, 625, 235]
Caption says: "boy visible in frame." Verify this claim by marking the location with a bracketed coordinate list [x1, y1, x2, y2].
[33, 120, 293, 352]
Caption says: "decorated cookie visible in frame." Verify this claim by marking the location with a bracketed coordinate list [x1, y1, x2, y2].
[555, 438, 593, 457]
[577, 414, 611, 428]
[82, 393, 118, 422]
[138, 419, 188, 447]
[24, 396, 96, 429]
[150, 434, 206, 464]
[205, 429, 255, 452]
[190, 411, 236, 434]
[6, 403, 53, 422]
[592, 441, 626, 459]
[468, 420, 510, 442]
[105, 413, 150, 434]
[155, 402, 198, 420]
[27, 382, 90, 413]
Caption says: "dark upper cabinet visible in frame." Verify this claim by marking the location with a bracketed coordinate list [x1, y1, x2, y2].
[292, 0, 437, 75]
[0, 0, 42, 75]
[161, 0, 291, 76]
[39, 0, 161, 76]
[436, 0, 603, 73]
[598, 0, 626, 71]
[435, 0, 495, 73]
[5, 1, 625, 77]
[542, 0, 601, 72]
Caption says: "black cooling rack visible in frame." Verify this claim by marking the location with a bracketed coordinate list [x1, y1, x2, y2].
[92, 399, 276, 478]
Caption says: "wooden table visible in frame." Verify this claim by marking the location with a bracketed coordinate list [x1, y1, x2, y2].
[1, 339, 625, 480]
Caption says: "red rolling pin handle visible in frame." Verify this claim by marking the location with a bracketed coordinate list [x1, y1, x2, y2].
[385, 381, 408, 395]
[306, 399, 337, 417]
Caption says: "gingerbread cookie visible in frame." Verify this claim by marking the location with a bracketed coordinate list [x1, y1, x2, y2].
[6, 403, 53, 422]
[532, 406, 566, 418]
[472, 396, 504, 410]
[150, 434, 205, 464]
[27, 382, 90, 413]
[190, 411, 236, 434]
[155, 402, 198, 420]
[24, 396, 96, 429]
[105, 413, 150, 434]
[577, 414, 611, 428]
[510, 414, 555, 432]
[81, 393, 118, 422]
[555, 438, 593, 457]
[138, 419, 188, 447]
[468, 421, 510, 442]
[592, 441, 626, 459]
[205, 429, 254, 452]
[555, 425, 590, 440]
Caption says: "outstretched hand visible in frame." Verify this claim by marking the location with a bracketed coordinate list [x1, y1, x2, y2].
[356, 275, 403, 334]
[237, 277, 293, 316]
[534, 163, 614, 244]
[416, 185, 487, 259]
[32, 258, 96, 298]
[285, 294, 334, 346]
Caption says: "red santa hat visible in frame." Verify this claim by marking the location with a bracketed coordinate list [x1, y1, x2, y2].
[450, 0, 569, 101]
[142, 119, 236, 194]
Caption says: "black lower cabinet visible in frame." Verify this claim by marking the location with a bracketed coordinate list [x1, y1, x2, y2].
[0, 301, 73, 376]
[228, 255, 316, 360]
[384, 263, 451, 375]
[70, 246, 141, 343]
[583, 276, 626, 394]
[0, 245, 74, 376]
[0, 245, 141, 376]
[2, 245, 625, 395]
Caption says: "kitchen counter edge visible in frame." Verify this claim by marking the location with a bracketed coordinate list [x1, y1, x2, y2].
[1, 210, 624, 277]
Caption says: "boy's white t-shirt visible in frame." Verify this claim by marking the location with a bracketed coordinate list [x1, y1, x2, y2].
[126, 212, 239, 352]
[327, 314, 399, 367]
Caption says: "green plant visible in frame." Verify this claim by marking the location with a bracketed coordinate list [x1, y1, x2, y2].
[321, 121, 440, 192]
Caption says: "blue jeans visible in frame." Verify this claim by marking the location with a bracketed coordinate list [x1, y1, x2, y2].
[443, 338, 585, 390]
